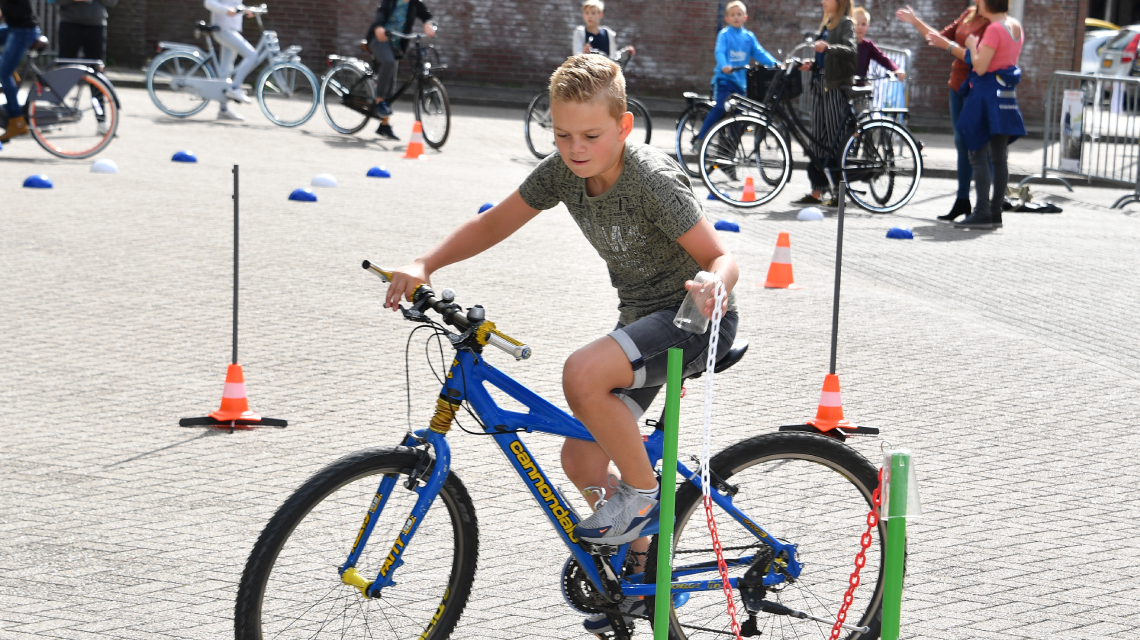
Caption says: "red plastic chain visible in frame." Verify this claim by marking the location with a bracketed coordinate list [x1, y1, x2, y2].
[704, 493, 743, 640]
[829, 467, 883, 640]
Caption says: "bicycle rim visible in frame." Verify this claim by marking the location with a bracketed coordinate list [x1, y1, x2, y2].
[416, 76, 450, 149]
[648, 432, 887, 640]
[842, 122, 922, 214]
[629, 98, 652, 145]
[147, 52, 213, 117]
[700, 116, 790, 208]
[29, 74, 117, 159]
[524, 91, 556, 159]
[235, 448, 478, 640]
[258, 62, 318, 127]
[320, 64, 372, 135]
[676, 105, 711, 178]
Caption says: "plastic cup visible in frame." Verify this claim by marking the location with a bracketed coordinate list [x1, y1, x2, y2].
[673, 271, 719, 334]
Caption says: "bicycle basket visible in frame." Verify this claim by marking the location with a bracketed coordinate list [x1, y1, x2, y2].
[762, 68, 804, 103]
[747, 67, 781, 101]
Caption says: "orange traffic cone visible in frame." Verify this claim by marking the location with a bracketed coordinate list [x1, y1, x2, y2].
[763, 231, 802, 289]
[742, 176, 756, 202]
[179, 364, 287, 430]
[805, 373, 851, 432]
[403, 121, 425, 159]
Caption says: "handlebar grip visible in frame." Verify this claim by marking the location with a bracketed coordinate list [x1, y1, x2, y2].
[362, 260, 392, 282]
[487, 332, 532, 360]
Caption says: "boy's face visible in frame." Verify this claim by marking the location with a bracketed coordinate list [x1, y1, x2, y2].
[725, 6, 747, 28]
[854, 14, 869, 40]
[551, 98, 632, 179]
[583, 7, 603, 29]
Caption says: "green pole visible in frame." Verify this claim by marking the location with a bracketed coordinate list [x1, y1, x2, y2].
[654, 348, 683, 640]
[880, 451, 910, 640]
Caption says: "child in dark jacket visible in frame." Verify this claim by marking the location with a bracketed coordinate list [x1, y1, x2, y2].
[365, 0, 436, 140]
[853, 7, 906, 84]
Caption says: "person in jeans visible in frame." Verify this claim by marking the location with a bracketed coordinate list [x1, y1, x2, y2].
[0, 0, 39, 142]
[365, 0, 435, 140]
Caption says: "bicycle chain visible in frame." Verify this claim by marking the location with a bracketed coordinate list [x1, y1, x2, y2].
[829, 467, 882, 640]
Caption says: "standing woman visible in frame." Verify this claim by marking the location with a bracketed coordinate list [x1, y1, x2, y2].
[896, 3, 989, 221]
[794, 0, 857, 206]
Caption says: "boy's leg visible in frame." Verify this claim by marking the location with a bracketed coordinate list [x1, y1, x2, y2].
[213, 30, 258, 93]
[694, 78, 740, 141]
[368, 40, 398, 104]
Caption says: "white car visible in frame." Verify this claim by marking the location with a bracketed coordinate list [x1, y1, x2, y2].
[1096, 26, 1140, 76]
[1083, 29, 1119, 74]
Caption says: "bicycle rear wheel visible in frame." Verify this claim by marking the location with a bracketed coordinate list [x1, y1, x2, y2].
[841, 120, 922, 214]
[675, 104, 711, 178]
[524, 90, 556, 159]
[147, 50, 214, 118]
[28, 72, 118, 159]
[699, 115, 790, 208]
[320, 63, 373, 135]
[234, 446, 478, 640]
[257, 61, 319, 127]
[415, 76, 450, 149]
[629, 97, 653, 146]
[645, 432, 889, 640]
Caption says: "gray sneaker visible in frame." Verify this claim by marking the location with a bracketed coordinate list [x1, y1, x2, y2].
[576, 478, 658, 545]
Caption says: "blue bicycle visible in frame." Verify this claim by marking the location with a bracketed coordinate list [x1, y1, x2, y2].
[233, 261, 892, 640]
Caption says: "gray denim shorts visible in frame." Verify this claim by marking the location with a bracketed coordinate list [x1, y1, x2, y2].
[608, 307, 739, 420]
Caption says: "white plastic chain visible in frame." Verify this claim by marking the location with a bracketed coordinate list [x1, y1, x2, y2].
[699, 280, 728, 499]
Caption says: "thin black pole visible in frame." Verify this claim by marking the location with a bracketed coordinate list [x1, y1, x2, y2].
[829, 181, 845, 375]
[232, 164, 239, 365]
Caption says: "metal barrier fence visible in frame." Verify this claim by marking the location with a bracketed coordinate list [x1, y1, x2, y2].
[1020, 70, 1140, 208]
[791, 41, 912, 124]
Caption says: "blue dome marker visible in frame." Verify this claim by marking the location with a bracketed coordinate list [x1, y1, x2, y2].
[288, 188, 318, 202]
[367, 166, 391, 178]
[23, 174, 53, 189]
[886, 227, 913, 239]
[172, 150, 198, 163]
[707, 190, 730, 200]
[714, 218, 740, 232]
[478, 202, 495, 213]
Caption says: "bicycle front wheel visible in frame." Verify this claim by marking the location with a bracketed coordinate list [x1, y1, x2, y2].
[28, 72, 118, 159]
[257, 61, 319, 127]
[524, 90, 556, 159]
[234, 447, 479, 640]
[699, 115, 790, 208]
[676, 104, 711, 178]
[147, 51, 214, 117]
[841, 120, 922, 214]
[320, 63, 374, 135]
[415, 76, 451, 149]
[629, 97, 652, 146]
[645, 432, 889, 640]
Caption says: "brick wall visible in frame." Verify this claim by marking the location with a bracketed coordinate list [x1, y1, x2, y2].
[107, 0, 1085, 126]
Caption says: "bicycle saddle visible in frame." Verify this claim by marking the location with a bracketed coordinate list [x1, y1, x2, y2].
[712, 338, 748, 374]
[195, 21, 221, 33]
[841, 85, 873, 100]
[359, 39, 370, 53]
[31, 35, 49, 51]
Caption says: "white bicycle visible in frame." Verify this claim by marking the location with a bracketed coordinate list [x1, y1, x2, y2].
[146, 4, 318, 127]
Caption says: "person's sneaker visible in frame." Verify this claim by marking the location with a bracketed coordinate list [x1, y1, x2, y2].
[96, 118, 109, 135]
[1, 115, 29, 142]
[372, 100, 393, 117]
[953, 212, 995, 229]
[224, 86, 252, 103]
[575, 478, 658, 545]
[822, 195, 840, 207]
[375, 122, 400, 140]
[218, 108, 245, 121]
[793, 193, 823, 205]
[583, 597, 647, 635]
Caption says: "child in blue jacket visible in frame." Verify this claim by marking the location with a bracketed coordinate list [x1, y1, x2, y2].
[694, 1, 778, 141]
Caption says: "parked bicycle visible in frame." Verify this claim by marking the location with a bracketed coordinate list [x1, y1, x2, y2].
[0, 35, 118, 158]
[674, 90, 715, 177]
[524, 48, 651, 159]
[233, 261, 896, 640]
[146, 4, 319, 127]
[699, 57, 922, 213]
[319, 30, 450, 148]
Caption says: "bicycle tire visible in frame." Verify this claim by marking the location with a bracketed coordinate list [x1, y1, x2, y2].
[256, 61, 319, 127]
[147, 50, 214, 118]
[28, 72, 118, 159]
[645, 431, 891, 640]
[320, 63, 373, 135]
[524, 90, 556, 159]
[628, 97, 653, 146]
[675, 104, 711, 178]
[841, 120, 922, 214]
[699, 114, 790, 208]
[415, 75, 451, 149]
[234, 446, 479, 640]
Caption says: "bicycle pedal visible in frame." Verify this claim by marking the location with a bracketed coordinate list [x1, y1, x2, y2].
[579, 541, 621, 557]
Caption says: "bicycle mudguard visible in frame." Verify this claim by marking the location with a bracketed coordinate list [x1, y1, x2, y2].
[36, 67, 87, 105]
[52, 65, 120, 109]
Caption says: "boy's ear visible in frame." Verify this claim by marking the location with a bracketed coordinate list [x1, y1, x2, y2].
[617, 111, 634, 141]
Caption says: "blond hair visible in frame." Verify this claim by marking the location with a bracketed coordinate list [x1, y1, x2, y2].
[549, 54, 627, 120]
[582, 0, 604, 11]
[852, 6, 870, 21]
[821, 0, 853, 30]
[725, 0, 747, 13]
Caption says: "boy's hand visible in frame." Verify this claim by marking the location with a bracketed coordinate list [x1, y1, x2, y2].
[375, 27, 388, 42]
[685, 278, 730, 318]
[894, 70, 907, 81]
[721, 65, 733, 74]
[385, 261, 431, 310]
[425, 22, 437, 37]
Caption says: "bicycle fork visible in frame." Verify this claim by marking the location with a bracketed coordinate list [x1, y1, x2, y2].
[339, 398, 458, 599]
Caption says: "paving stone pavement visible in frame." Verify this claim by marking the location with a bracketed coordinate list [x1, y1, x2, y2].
[2, 88, 1139, 639]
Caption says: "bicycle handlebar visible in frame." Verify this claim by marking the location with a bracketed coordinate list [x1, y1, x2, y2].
[238, 4, 268, 14]
[362, 260, 532, 360]
[385, 29, 436, 40]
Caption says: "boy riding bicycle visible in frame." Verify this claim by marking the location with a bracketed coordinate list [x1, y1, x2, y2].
[384, 53, 739, 634]
[365, 0, 436, 140]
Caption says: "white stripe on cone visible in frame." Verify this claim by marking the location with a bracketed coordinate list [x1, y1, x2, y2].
[771, 246, 792, 264]
[223, 382, 248, 399]
[818, 390, 842, 406]
[410, 130, 424, 144]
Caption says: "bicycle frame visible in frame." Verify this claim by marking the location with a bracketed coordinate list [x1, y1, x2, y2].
[156, 27, 300, 100]
[340, 348, 803, 601]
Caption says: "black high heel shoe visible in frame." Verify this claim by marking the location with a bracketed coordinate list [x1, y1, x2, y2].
[937, 198, 971, 222]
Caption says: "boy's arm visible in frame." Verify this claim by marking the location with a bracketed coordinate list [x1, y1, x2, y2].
[714, 32, 732, 72]
[676, 219, 739, 316]
[749, 35, 778, 67]
[869, 41, 900, 72]
[572, 27, 585, 55]
[385, 191, 541, 309]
